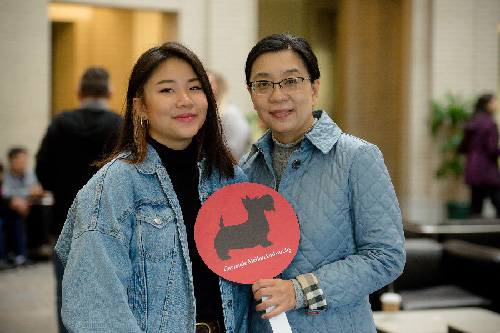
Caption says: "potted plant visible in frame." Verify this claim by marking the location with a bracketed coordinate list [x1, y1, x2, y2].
[429, 92, 472, 219]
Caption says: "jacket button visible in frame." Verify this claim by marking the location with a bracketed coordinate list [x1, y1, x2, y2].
[227, 300, 232, 308]
[292, 160, 301, 169]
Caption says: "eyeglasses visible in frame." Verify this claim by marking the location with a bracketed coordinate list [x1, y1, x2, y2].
[248, 77, 312, 95]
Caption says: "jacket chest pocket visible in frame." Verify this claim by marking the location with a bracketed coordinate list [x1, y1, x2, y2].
[136, 204, 177, 262]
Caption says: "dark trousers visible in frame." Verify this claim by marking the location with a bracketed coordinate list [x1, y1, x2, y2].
[470, 185, 500, 217]
[0, 218, 5, 261]
[1, 214, 27, 259]
[53, 252, 69, 333]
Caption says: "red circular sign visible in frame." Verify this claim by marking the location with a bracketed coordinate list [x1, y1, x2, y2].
[194, 183, 300, 284]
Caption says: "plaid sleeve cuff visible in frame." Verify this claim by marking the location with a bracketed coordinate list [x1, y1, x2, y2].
[295, 273, 327, 315]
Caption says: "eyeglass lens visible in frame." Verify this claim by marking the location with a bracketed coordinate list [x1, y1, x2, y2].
[252, 77, 309, 95]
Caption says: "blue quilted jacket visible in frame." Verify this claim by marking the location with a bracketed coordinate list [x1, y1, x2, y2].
[240, 110, 405, 332]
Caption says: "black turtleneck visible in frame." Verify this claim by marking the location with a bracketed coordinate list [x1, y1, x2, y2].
[148, 137, 224, 326]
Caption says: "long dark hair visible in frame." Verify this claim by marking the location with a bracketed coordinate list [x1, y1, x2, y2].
[474, 93, 495, 114]
[100, 41, 235, 179]
[245, 34, 320, 84]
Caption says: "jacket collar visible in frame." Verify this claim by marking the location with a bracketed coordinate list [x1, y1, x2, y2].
[251, 110, 342, 155]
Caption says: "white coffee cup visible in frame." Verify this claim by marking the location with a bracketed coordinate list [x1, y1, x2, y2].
[380, 292, 402, 312]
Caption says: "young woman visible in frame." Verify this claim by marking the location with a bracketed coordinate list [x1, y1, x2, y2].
[55, 42, 250, 333]
[459, 93, 500, 217]
[240, 34, 406, 332]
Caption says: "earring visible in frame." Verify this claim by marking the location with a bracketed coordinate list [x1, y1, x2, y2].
[134, 115, 148, 160]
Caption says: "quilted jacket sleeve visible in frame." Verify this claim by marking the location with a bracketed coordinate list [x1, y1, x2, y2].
[312, 143, 405, 308]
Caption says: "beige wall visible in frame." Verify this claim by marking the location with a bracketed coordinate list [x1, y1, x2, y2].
[432, 0, 500, 95]
[0, 0, 50, 170]
[205, 0, 258, 114]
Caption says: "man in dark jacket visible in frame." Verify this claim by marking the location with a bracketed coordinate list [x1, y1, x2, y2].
[35, 67, 122, 332]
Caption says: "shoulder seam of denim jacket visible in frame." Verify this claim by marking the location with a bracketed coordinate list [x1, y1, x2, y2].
[71, 227, 128, 246]
[90, 162, 111, 229]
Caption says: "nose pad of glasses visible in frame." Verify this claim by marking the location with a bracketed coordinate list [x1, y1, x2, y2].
[270, 83, 288, 98]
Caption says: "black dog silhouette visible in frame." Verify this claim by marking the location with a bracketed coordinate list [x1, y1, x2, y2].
[214, 194, 275, 260]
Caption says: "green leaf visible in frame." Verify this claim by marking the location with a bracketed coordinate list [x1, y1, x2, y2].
[429, 92, 472, 180]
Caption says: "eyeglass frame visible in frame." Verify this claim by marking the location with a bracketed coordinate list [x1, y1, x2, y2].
[247, 77, 313, 95]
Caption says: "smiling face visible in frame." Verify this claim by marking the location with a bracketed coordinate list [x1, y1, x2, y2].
[134, 58, 208, 150]
[248, 50, 319, 144]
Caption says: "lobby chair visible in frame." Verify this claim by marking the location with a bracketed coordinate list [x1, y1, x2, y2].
[393, 238, 492, 311]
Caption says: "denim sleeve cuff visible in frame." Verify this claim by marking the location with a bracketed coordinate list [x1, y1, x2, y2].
[291, 278, 308, 309]
[295, 273, 327, 315]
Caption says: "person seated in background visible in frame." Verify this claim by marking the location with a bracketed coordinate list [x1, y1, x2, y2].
[1, 147, 42, 267]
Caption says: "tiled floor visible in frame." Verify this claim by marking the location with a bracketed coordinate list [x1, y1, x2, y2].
[0, 262, 58, 333]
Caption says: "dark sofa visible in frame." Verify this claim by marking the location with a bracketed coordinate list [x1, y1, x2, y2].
[387, 237, 500, 312]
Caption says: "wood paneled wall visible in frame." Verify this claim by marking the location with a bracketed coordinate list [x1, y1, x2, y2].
[51, 4, 178, 116]
[335, 0, 410, 195]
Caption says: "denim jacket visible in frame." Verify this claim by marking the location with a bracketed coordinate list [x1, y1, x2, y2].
[55, 145, 251, 332]
[240, 111, 405, 332]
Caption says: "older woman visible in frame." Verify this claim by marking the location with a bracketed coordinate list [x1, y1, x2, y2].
[240, 34, 405, 332]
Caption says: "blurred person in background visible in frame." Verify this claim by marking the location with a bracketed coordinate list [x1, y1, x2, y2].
[208, 71, 251, 161]
[36, 66, 122, 333]
[0, 161, 15, 271]
[1, 147, 42, 267]
[459, 93, 500, 218]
